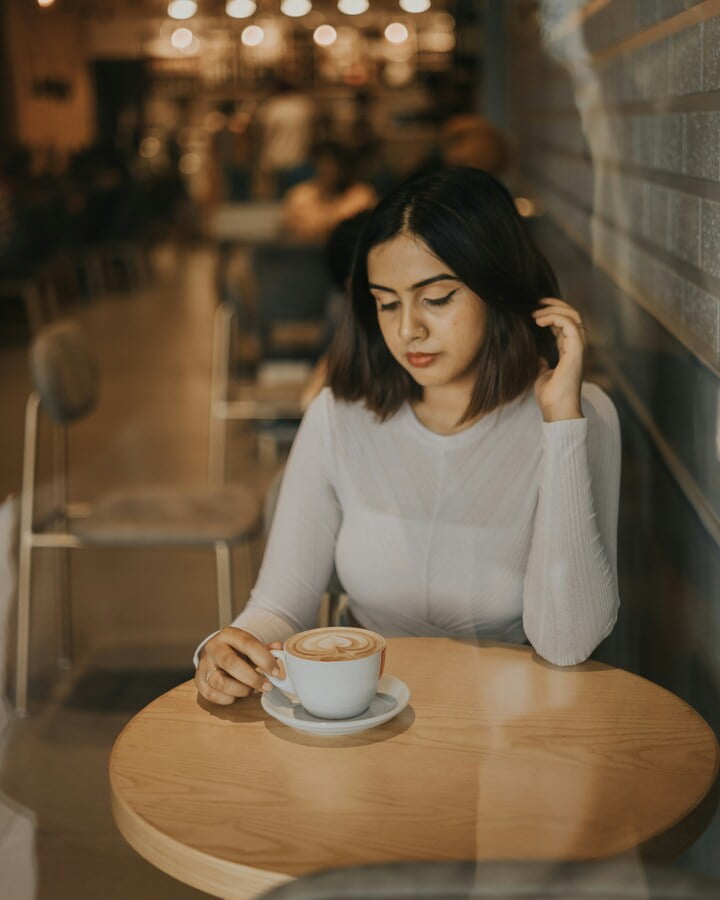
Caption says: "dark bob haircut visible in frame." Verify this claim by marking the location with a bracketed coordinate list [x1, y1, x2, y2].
[327, 166, 561, 424]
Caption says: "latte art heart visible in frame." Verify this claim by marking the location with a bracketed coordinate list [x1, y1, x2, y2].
[286, 627, 385, 662]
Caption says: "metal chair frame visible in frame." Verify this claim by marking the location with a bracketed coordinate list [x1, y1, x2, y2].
[208, 301, 308, 482]
[15, 390, 251, 717]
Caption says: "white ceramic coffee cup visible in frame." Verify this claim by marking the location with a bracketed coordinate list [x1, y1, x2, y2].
[264, 628, 386, 720]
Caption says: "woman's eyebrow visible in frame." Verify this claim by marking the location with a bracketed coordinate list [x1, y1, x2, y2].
[369, 274, 460, 294]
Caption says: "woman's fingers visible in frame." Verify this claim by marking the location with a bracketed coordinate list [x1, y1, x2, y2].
[532, 310, 586, 348]
[538, 296, 582, 321]
[195, 627, 279, 705]
[195, 666, 252, 703]
[219, 627, 282, 679]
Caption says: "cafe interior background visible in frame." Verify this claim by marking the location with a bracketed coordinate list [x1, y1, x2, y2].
[0, 0, 718, 896]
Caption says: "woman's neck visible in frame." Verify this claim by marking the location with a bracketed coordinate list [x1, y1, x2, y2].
[411, 384, 484, 435]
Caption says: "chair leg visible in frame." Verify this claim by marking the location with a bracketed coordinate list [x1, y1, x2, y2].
[215, 541, 233, 628]
[56, 548, 73, 668]
[208, 414, 227, 486]
[15, 537, 33, 717]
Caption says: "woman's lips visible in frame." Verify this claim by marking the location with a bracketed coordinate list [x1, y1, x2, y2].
[406, 352, 439, 368]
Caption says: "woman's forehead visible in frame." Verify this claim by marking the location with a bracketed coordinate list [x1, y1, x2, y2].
[367, 233, 455, 283]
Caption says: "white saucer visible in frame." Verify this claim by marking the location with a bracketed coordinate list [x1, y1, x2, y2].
[261, 674, 410, 736]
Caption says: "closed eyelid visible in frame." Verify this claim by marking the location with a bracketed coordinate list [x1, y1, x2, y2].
[425, 289, 458, 304]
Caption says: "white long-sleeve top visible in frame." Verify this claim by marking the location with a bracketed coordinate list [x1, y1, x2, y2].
[219, 383, 620, 667]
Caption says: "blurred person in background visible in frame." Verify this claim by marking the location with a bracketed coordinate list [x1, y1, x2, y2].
[442, 114, 510, 177]
[256, 79, 317, 199]
[410, 113, 510, 183]
[209, 101, 253, 203]
[281, 142, 377, 244]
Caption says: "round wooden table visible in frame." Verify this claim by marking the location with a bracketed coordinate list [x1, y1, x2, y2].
[110, 638, 719, 899]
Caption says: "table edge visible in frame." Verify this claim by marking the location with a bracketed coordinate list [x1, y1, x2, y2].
[110, 777, 292, 899]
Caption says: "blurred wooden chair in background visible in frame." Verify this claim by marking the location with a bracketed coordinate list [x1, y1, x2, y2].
[209, 242, 330, 481]
[15, 320, 262, 715]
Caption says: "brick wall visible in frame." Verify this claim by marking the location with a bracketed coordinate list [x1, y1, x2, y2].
[512, 0, 719, 365]
[508, 0, 720, 876]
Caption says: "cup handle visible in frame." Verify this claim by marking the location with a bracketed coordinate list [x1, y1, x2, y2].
[262, 649, 295, 695]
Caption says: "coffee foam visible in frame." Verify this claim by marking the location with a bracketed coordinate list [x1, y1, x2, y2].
[286, 627, 385, 662]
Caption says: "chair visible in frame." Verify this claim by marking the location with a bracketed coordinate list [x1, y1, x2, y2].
[208, 243, 330, 481]
[0, 271, 59, 336]
[259, 860, 720, 899]
[252, 243, 330, 359]
[15, 320, 262, 715]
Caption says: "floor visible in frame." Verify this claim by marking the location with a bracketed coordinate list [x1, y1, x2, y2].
[0, 243, 279, 899]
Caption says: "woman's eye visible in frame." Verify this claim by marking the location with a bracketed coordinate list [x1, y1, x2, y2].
[377, 301, 399, 312]
[425, 290, 457, 307]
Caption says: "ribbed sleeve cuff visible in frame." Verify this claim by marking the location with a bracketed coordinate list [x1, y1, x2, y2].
[541, 415, 588, 446]
[191, 609, 297, 668]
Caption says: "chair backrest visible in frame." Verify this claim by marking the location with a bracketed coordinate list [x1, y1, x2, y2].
[30, 320, 99, 424]
[252, 243, 331, 327]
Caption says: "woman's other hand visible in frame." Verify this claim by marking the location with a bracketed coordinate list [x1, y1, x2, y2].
[532, 297, 586, 422]
[195, 627, 284, 706]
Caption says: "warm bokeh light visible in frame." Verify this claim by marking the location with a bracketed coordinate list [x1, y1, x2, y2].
[515, 197, 537, 218]
[281, 0, 312, 16]
[313, 25, 338, 47]
[167, 0, 197, 20]
[37, 0, 55, 7]
[338, 0, 368, 14]
[226, 0, 257, 18]
[399, 0, 430, 12]
[179, 153, 202, 176]
[433, 11, 454, 29]
[139, 137, 161, 159]
[171, 27, 194, 49]
[384, 22, 409, 43]
[419, 29, 454, 52]
[241, 24, 265, 46]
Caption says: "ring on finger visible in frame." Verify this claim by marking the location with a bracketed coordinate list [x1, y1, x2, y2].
[203, 665, 219, 686]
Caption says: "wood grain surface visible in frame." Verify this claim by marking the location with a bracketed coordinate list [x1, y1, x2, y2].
[110, 638, 719, 899]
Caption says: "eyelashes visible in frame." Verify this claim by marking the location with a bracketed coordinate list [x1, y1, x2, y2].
[426, 290, 457, 307]
[377, 290, 458, 312]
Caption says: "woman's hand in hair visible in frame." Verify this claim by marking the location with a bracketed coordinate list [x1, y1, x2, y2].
[531, 297, 586, 422]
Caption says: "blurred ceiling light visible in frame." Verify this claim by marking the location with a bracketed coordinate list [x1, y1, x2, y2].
[226, 0, 257, 18]
[171, 27, 194, 49]
[241, 24, 264, 45]
[399, 0, 430, 12]
[338, 0, 368, 14]
[385, 22, 408, 43]
[314, 24, 337, 46]
[281, 0, 312, 16]
[168, 0, 197, 19]
[37, 0, 55, 7]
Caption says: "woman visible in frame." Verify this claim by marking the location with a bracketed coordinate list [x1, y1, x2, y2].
[196, 168, 620, 706]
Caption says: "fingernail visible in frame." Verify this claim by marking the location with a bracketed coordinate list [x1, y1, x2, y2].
[261, 681, 273, 692]
[272, 666, 280, 677]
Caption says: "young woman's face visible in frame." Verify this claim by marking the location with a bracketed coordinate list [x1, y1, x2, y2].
[368, 233, 487, 394]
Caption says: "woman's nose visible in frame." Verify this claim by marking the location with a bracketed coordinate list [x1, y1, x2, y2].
[399, 307, 427, 343]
